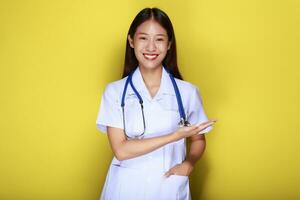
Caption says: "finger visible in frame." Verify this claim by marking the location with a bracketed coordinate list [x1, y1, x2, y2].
[186, 124, 200, 131]
[191, 121, 213, 130]
[191, 126, 205, 135]
[193, 121, 215, 134]
[164, 171, 171, 177]
[200, 120, 217, 127]
[199, 122, 215, 130]
[199, 119, 217, 126]
[164, 171, 175, 178]
[184, 120, 217, 136]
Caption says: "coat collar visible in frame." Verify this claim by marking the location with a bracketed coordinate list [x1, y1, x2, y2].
[127, 65, 175, 102]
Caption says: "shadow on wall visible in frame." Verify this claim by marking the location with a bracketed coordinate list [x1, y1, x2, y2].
[190, 156, 211, 199]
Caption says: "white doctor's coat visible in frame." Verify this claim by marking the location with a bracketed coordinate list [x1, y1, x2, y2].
[96, 66, 213, 200]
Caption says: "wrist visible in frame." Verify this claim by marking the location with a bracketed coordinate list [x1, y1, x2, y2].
[170, 131, 181, 142]
[183, 159, 196, 167]
[182, 160, 195, 175]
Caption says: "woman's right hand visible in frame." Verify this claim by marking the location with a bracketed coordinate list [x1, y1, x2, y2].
[173, 119, 217, 141]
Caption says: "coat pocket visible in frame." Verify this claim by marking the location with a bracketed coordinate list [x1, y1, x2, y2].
[110, 164, 145, 200]
[159, 174, 189, 200]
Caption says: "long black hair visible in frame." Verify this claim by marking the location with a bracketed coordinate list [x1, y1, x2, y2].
[122, 7, 183, 80]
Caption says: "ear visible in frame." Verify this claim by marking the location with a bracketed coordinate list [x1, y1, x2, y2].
[128, 35, 134, 48]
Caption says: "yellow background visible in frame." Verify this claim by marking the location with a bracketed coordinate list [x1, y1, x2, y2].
[0, 0, 299, 199]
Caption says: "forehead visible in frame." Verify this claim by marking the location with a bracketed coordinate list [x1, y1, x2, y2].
[135, 20, 168, 36]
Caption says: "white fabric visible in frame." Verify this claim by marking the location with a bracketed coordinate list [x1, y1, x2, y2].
[96, 66, 213, 200]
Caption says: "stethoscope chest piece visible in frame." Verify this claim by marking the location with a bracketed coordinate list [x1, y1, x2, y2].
[178, 118, 191, 127]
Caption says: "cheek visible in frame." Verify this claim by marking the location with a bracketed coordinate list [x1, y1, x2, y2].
[158, 45, 169, 57]
[133, 48, 143, 60]
[133, 48, 139, 57]
[158, 42, 169, 50]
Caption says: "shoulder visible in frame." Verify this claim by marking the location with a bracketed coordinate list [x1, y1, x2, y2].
[104, 77, 127, 92]
[102, 77, 128, 99]
[174, 78, 203, 104]
[174, 78, 199, 94]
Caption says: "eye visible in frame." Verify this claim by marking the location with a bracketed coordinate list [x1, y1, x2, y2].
[156, 38, 164, 41]
[139, 37, 147, 40]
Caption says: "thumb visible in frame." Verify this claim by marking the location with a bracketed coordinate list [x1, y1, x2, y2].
[164, 170, 173, 178]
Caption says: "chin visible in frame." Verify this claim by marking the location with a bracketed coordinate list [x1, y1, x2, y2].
[139, 62, 163, 70]
[138, 59, 164, 70]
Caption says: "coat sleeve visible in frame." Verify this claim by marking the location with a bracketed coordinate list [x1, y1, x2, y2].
[187, 87, 214, 134]
[96, 83, 123, 133]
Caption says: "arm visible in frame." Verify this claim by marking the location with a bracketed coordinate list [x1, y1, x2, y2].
[184, 133, 206, 167]
[107, 121, 214, 161]
[107, 127, 177, 161]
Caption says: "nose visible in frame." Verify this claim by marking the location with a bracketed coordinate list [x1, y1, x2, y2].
[146, 38, 156, 51]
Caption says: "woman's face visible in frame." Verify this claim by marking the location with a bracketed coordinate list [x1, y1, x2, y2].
[128, 20, 171, 71]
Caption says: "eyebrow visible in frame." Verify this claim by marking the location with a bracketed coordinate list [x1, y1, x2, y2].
[136, 32, 167, 37]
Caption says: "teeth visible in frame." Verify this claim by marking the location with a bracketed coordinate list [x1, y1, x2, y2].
[144, 54, 158, 59]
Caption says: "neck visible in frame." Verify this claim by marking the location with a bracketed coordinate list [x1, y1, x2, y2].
[139, 65, 163, 88]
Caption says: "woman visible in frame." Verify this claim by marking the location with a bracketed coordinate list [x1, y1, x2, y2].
[96, 7, 217, 200]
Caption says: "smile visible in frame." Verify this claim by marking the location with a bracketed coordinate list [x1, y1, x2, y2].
[143, 53, 159, 60]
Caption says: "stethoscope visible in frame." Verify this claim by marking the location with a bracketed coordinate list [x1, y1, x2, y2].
[121, 66, 190, 139]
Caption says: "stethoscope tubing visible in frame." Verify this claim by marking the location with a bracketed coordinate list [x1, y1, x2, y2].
[121, 66, 189, 139]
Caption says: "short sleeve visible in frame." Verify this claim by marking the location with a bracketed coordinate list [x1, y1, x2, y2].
[96, 84, 123, 133]
[187, 87, 214, 134]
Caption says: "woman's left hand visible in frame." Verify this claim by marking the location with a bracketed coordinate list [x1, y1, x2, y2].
[164, 161, 194, 177]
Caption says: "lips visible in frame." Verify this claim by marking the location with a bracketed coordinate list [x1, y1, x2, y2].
[143, 53, 159, 60]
